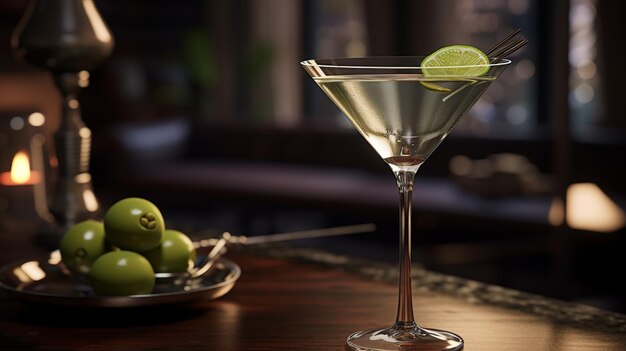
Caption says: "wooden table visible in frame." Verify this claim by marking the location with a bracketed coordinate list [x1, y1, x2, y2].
[0, 227, 625, 350]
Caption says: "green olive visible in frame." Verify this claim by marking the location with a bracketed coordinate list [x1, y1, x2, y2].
[103, 197, 165, 252]
[143, 230, 197, 273]
[89, 250, 155, 296]
[59, 220, 106, 275]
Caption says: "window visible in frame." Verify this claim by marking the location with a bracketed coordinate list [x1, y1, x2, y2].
[569, 0, 601, 130]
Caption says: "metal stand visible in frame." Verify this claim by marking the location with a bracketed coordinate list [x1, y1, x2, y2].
[11, 0, 114, 247]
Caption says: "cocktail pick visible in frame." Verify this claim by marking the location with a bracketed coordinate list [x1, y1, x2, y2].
[193, 223, 376, 248]
[485, 28, 528, 62]
[442, 29, 528, 102]
[155, 223, 377, 283]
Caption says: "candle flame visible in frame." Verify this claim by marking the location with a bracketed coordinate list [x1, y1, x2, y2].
[10, 151, 32, 184]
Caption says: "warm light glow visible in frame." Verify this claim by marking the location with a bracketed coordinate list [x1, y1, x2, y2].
[566, 183, 625, 232]
[83, 0, 113, 43]
[1, 151, 42, 186]
[83, 189, 99, 212]
[78, 70, 90, 88]
[28, 112, 46, 127]
[548, 198, 565, 226]
[19, 261, 46, 281]
[10, 151, 32, 184]
[577, 61, 597, 79]
[79, 127, 92, 139]
[548, 183, 626, 232]
[12, 268, 30, 283]
[48, 250, 62, 265]
[75, 173, 92, 184]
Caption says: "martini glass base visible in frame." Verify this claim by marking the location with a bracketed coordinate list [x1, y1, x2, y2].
[345, 325, 463, 351]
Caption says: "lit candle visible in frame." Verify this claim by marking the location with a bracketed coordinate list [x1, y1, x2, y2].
[0, 150, 42, 186]
[0, 150, 44, 226]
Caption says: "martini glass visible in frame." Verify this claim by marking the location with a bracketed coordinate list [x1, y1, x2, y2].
[301, 56, 510, 351]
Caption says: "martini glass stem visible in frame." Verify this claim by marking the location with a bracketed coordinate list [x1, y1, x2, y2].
[393, 169, 418, 328]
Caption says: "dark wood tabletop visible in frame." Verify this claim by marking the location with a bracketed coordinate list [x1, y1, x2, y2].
[0, 226, 625, 351]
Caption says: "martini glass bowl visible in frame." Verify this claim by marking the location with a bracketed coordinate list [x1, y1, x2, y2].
[301, 56, 510, 351]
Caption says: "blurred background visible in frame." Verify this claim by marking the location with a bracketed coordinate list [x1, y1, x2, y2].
[0, 0, 624, 313]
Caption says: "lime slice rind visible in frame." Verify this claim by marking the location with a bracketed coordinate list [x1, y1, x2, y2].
[419, 81, 452, 93]
[420, 45, 490, 77]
